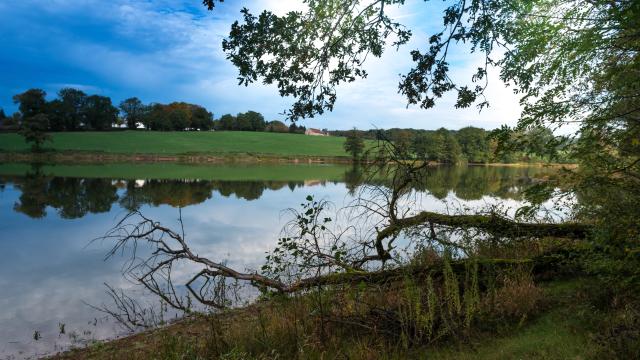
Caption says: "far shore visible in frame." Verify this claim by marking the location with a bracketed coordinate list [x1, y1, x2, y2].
[0, 151, 576, 168]
[0, 150, 577, 168]
[0, 150, 355, 165]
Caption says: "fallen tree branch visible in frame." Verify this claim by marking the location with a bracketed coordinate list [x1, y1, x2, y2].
[284, 253, 575, 292]
[379, 211, 591, 240]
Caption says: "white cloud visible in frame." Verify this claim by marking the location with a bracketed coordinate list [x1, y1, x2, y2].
[1, 0, 523, 130]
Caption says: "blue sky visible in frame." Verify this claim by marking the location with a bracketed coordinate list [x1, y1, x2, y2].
[0, 0, 521, 130]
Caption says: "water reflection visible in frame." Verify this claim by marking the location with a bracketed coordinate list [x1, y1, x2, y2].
[0, 163, 557, 358]
[3, 164, 556, 219]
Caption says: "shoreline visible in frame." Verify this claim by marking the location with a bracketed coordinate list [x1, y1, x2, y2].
[0, 151, 576, 168]
[0, 151, 354, 165]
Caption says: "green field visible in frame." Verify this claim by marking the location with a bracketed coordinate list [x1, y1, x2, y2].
[0, 131, 356, 157]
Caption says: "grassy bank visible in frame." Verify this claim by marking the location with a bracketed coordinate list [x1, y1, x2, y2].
[0, 131, 355, 159]
[50, 276, 603, 360]
[49, 239, 625, 360]
[0, 132, 575, 167]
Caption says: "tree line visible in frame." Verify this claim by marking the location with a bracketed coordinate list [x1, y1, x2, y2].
[212, 113, 308, 134]
[0, 88, 215, 132]
[338, 126, 569, 164]
[0, 88, 308, 134]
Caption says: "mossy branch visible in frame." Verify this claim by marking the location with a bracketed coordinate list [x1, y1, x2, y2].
[379, 211, 590, 241]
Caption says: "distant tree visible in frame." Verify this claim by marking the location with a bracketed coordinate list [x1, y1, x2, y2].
[289, 123, 306, 134]
[234, 112, 252, 131]
[456, 127, 489, 163]
[344, 128, 365, 161]
[244, 111, 266, 131]
[424, 131, 445, 162]
[45, 100, 67, 131]
[393, 130, 413, 158]
[119, 97, 146, 129]
[266, 120, 289, 133]
[522, 126, 557, 160]
[19, 113, 51, 152]
[58, 88, 87, 130]
[83, 95, 118, 130]
[441, 130, 462, 164]
[169, 107, 190, 131]
[13, 89, 47, 119]
[190, 106, 213, 130]
[411, 133, 429, 159]
[217, 114, 235, 130]
[145, 104, 170, 130]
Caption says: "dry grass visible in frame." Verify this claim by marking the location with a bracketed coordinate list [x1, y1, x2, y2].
[50, 261, 564, 360]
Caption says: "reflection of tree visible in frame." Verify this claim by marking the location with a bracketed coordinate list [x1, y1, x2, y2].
[84, 179, 119, 213]
[4, 166, 557, 219]
[119, 181, 147, 212]
[454, 167, 493, 200]
[45, 178, 118, 218]
[214, 180, 302, 200]
[6, 176, 309, 219]
[343, 164, 363, 195]
[342, 165, 556, 202]
[215, 181, 264, 201]
[13, 165, 48, 218]
[48, 178, 87, 218]
[143, 180, 214, 207]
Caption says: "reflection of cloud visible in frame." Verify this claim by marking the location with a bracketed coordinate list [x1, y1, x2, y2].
[0, 169, 555, 358]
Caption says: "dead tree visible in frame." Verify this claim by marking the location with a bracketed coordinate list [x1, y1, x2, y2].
[100, 140, 590, 311]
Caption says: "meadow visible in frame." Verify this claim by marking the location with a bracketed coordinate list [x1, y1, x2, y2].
[0, 131, 356, 158]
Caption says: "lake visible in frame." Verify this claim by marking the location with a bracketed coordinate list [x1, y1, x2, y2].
[0, 163, 557, 359]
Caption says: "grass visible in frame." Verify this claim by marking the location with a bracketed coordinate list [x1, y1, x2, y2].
[0, 131, 357, 157]
[50, 271, 602, 360]
[0, 162, 351, 181]
[424, 280, 596, 360]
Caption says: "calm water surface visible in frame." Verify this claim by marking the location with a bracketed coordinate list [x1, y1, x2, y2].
[0, 163, 556, 359]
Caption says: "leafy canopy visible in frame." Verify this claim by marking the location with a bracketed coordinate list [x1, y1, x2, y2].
[206, 0, 640, 283]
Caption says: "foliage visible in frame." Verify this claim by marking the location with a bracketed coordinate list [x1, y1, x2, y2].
[83, 95, 119, 131]
[287, 122, 307, 134]
[53, 263, 586, 360]
[18, 113, 51, 152]
[9, 88, 215, 132]
[212, 0, 640, 304]
[142, 102, 213, 131]
[343, 128, 365, 160]
[58, 88, 87, 131]
[0, 108, 20, 131]
[335, 127, 557, 163]
[222, 1, 411, 120]
[456, 127, 489, 163]
[119, 97, 146, 129]
[12, 88, 47, 119]
[213, 111, 266, 131]
[264, 120, 289, 133]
